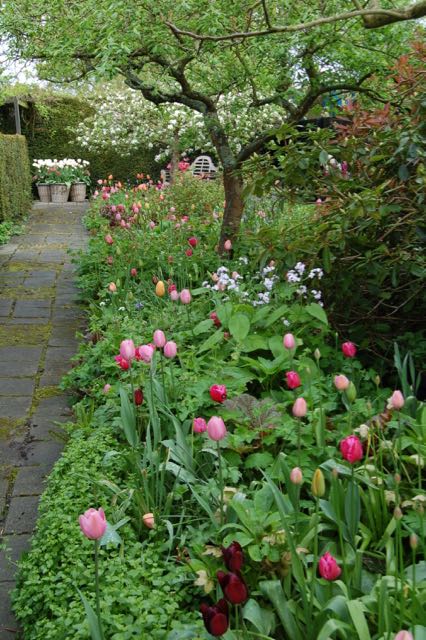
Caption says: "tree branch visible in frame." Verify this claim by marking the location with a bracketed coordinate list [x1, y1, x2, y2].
[165, 2, 426, 42]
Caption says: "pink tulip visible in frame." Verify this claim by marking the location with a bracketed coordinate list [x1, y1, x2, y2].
[130, 268, 137, 277]
[318, 552, 341, 580]
[153, 330, 166, 348]
[79, 507, 107, 540]
[193, 417, 207, 433]
[115, 213, 121, 221]
[290, 467, 303, 485]
[394, 632, 414, 640]
[286, 371, 301, 390]
[170, 289, 179, 301]
[142, 513, 155, 529]
[340, 435, 363, 464]
[224, 239, 232, 251]
[163, 341, 177, 358]
[388, 390, 404, 410]
[103, 383, 111, 394]
[283, 333, 296, 350]
[334, 375, 350, 391]
[207, 416, 227, 441]
[292, 397, 307, 418]
[180, 289, 192, 304]
[149, 220, 156, 229]
[108, 282, 117, 293]
[138, 344, 154, 363]
[107, 256, 113, 265]
[342, 341, 357, 358]
[120, 339, 136, 362]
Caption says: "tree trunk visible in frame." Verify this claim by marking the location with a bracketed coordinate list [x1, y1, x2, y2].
[218, 169, 245, 253]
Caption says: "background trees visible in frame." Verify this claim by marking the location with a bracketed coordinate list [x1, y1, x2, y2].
[1, 0, 424, 248]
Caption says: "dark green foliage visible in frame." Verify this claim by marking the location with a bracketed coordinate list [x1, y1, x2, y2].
[1, 95, 160, 184]
[0, 133, 32, 222]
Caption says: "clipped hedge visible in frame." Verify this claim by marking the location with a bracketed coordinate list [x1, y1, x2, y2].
[0, 133, 32, 222]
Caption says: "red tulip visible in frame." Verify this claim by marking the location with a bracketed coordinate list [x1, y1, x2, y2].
[210, 384, 227, 403]
[286, 371, 301, 389]
[318, 552, 341, 581]
[130, 268, 137, 277]
[222, 541, 244, 572]
[115, 355, 130, 370]
[217, 571, 249, 605]
[185, 248, 193, 257]
[340, 435, 363, 464]
[188, 237, 198, 247]
[200, 599, 229, 637]
[134, 389, 144, 406]
[342, 341, 357, 358]
[210, 311, 221, 327]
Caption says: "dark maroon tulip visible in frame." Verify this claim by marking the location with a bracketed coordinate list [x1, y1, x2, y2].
[134, 389, 144, 406]
[217, 571, 249, 605]
[210, 311, 221, 327]
[222, 541, 244, 572]
[200, 599, 229, 636]
[210, 384, 227, 403]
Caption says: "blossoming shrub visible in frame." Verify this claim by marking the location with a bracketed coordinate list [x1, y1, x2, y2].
[14, 174, 425, 639]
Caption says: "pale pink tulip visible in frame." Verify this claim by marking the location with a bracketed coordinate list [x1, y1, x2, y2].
[120, 339, 136, 362]
[334, 374, 350, 391]
[170, 289, 179, 301]
[138, 345, 154, 363]
[142, 513, 155, 529]
[153, 330, 166, 348]
[290, 467, 303, 484]
[180, 289, 192, 304]
[207, 416, 227, 441]
[283, 333, 296, 350]
[103, 384, 111, 394]
[163, 341, 177, 358]
[292, 397, 307, 418]
[79, 507, 107, 540]
[388, 390, 404, 410]
[224, 239, 232, 251]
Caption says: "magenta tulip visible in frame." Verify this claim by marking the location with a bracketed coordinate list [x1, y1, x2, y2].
[210, 384, 227, 403]
[283, 333, 296, 350]
[207, 416, 227, 441]
[153, 330, 166, 348]
[286, 371, 301, 389]
[292, 397, 307, 418]
[193, 417, 207, 433]
[163, 341, 177, 359]
[79, 507, 107, 540]
[342, 341, 357, 358]
[318, 552, 341, 580]
[340, 435, 363, 464]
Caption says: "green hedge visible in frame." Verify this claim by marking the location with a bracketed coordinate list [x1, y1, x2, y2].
[1, 96, 160, 184]
[0, 133, 32, 223]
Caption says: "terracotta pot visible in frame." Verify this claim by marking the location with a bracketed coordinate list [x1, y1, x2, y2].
[70, 182, 87, 202]
[36, 183, 51, 203]
[50, 183, 70, 203]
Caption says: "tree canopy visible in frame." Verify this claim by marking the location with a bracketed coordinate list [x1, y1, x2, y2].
[1, 0, 424, 247]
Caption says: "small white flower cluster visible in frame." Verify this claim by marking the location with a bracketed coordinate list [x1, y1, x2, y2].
[203, 266, 242, 292]
[287, 262, 324, 306]
[253, 263, 279, 306]
[33, 158, 89, 168]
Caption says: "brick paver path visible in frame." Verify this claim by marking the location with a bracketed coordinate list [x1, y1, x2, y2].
[0, 202, 88, 638]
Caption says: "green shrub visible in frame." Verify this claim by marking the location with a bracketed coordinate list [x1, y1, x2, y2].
[0, 133, 31, 222]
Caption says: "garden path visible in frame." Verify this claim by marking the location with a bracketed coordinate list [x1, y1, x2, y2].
[0, 202, 88, 638]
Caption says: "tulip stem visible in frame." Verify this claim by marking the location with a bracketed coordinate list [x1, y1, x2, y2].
[217, 441, 224, 527]
[94, 539, 105, 639]
[297, 418, 301, 468]
[310, 498, 320, 622]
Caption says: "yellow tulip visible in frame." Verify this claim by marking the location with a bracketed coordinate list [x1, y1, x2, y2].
[155, 280, 165, 297]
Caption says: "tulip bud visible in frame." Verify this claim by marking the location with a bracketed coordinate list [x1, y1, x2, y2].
[312, 469, 325, 497]
[153, 330, 166, 348]
[334, 374, 350, 391]
[409, 533, 418, 550]
[155, 280, 165, 297]
[193, 417, 207, 433]
[340, 435, 363, 464]
[342, 341, 357, 358]
[103, 383, 111, 394]
[170, 289, 179, 301]
[105, 234, 113, 245]
[318, 552, 341, 581]
[314, 348, 321, 361]
[283, 333, 296, 350]
[290, 467, 303, 485]
[292, 397, 307, 418]
[79, 507, 107, 540]
[388, 390, 405, 410]
[207, 416, 227, 441]
[224, 239, 232, 251]
[180, 289, 192, 304]
[345, 381, 357, 403]
[394, 632, 414, 640]
[130, 268, 137, 277]
[394, 506, 403, 520]
[142, 512, 155, 529]
[134, 389, 144, 405]
[286, 371, 301, 390]
[163, 341, 177, 359]
[108, 282, 117, 293]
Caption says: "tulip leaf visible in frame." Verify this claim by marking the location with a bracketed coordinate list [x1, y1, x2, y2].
[229, 313, 250, 341]
[99, 521, 122, 547]
[119, 387, 138, 448]
[259, 580, 302, 640]
[197, 329, 224, 354]
[77, 588, 104, 640]
[193, 319, 214, 335]
[346, 600, 372, 640]
[345, 479, 360, 547]
[243, 598, 275, 635]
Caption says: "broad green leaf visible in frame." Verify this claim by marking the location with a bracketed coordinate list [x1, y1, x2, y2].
[193, 318, 214, 335]
[306, 303, 328, 325]
[345, 480, 361, 546]
[229, 313, 250, 341]
[259, 580, 302, 640]
[119, 386, 138, 447]
[347, 600, 371, 640]
[243, 598, 275, 636]
[77, 588, 104, 640]
[197, 329, 224, 354]
[268, 335, 286, 359]
[244, 451, 274, 469]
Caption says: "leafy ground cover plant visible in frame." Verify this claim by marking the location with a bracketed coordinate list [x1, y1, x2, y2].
[14, 171, 425, 639]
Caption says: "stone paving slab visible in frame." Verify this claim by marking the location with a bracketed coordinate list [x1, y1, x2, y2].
[0, 201, 88, 632]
